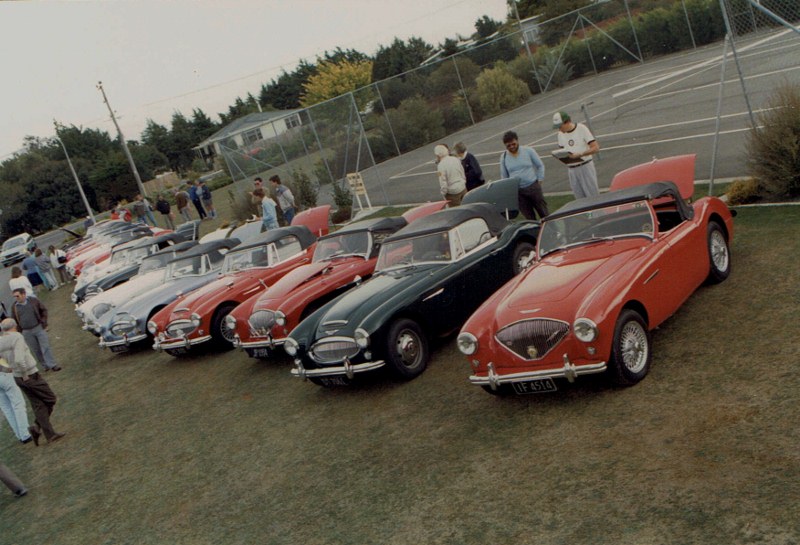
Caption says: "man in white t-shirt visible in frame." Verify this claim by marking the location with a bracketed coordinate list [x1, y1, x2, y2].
[553, 111, 600, 199]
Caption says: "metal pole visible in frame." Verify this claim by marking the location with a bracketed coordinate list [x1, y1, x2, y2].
[747, 0, 800, 36]
[718, 0, 756, 128]
[681, 0, 697, 49]
[512, 0, 544, 93]
[351, 93, 390, 206]
[623, 0, 644, 63]
[96, 81, 148, 198]
[53, 122, 96, 224]
[579, 17, 598, 75]
[271, 121, 290, 168]
[306, 108, 335, 185]
[452, 56, 476, 125]
[373, 83, 401, 157]
[580, 103, 600, 161]
[709, 35, 730, 194]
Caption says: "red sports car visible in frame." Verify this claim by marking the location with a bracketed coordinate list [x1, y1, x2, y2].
[226, 201, 447, 359]
[457, 155, 735, 394]
[148, 206, 330, 356]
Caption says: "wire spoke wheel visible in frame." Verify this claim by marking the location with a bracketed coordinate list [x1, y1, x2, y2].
[619, 321, 649, 374]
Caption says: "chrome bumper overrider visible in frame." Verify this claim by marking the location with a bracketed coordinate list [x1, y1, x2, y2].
[236, 336, 287, 350]
[99, 333, 148, 348]
[153, 334, 212, 351]
[291, 358, 385, 380]
[470, 356, 607, 389]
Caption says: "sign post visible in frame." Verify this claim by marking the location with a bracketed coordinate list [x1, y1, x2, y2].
[346, 172, 372, 213]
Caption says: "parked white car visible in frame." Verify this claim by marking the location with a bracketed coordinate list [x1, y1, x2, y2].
[1, 233, 36, 267]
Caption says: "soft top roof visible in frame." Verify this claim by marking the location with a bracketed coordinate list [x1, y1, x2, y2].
[547, 181, 694, 221]
[168, 238, 240, 263]
[323, 217, 406, 239]
[384, 203, 509, 243]
[234, 225, 316, 252]
[147, 241, 197, 259]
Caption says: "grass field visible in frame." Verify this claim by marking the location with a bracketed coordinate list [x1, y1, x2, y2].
[1, 203, 798, 545]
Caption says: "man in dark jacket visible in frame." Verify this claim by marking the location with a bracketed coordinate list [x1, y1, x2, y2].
[11, 289, 62, 372]
[454, 142, 485, 192]
[155, 194, 175, 229]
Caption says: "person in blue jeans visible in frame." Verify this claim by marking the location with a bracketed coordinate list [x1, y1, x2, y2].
[499, 130, 549, 220]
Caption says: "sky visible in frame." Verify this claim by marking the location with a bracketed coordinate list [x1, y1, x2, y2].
[0, 0, 509, 159]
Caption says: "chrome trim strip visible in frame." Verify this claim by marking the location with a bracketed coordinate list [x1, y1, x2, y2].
[153, 334, 212, 350]
[99, 333, 148, 348]
[291, 359, 385, 378]
[422, 288, 444, 302]
[239, 337, 287, 349]
[469, 361, 607, 386]
[643, 270, 659, 285]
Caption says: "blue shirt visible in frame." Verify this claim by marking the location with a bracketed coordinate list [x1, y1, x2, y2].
[500, 147, 545, 188]
[188, 185, 198, 201]
[262, 198, 278, 229]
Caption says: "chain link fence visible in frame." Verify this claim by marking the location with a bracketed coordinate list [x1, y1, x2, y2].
[215, 0, 797, 211]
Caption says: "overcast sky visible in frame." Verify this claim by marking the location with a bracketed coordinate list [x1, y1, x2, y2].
[0, 0, 509, 159]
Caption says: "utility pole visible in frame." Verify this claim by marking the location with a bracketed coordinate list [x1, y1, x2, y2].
[53, 121, 96, 225]
[97, 81, 148, 197]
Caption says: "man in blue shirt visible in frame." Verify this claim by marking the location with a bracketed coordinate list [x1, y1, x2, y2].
[499, 131, 549, 220]
[187, 181, 207, 220]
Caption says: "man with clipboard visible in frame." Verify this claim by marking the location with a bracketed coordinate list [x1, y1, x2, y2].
[552, 111, 600, 199]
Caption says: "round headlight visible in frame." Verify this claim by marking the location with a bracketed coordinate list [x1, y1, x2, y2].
[284, 338, 299, 356]
[147, 321, 157, 335]
[70, 293, 78, 303]
[573, 318, 598, 343]
[354, 328, 370, 348]
[224, 315, 237, 330]
[275, 311, 286, 327]
[457, 332, 479, 355]
[190, 313, 202, 327]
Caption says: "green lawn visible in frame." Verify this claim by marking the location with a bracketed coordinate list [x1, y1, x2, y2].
[1, 203, 798, 545]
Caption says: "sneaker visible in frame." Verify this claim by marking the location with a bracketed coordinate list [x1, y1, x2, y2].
[51, 366, 62, 372]
[14, 488, 28, 498]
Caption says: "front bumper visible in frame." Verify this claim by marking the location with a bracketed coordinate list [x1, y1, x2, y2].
[234, 334, 287, 350]
[469, 357, 607, 390]
[99, 332, 148, 349]
[153, 334, 212, 351]
[1, 254, 24, 267]
[290, 357, 386, 380]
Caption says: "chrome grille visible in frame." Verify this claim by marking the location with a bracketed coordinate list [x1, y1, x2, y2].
[166, 320, 196, 338]
[495, 319, 570, 360]
[309, 338, 360, 364]
[248, 310, 276, 336]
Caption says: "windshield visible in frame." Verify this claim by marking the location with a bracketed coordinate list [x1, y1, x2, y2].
[376, 232, 452, 271]
[125, 245, 155, 264]
[2, 237, 25, 250]
[314, 231, 370, 261]
[110, 248, 132, 265]
[166, 255, 209, 279]
[139, 253, 172, 274]
[221, 246, 271, 274]
[538, 201, 655, 258]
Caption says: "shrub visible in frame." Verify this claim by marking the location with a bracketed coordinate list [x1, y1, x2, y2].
[443, 94, 474, 133]
[506, 55, 543, 95]
[746, 83, 800, 199]
[535, 51, 574, 90]
[331, 177, 352, 209]
[227, 189, 258, 223]
[290, 168, 318, 209]
[383, 97, 446, 153]
[726, 178, 762, 205]
[474, 66, 531, 118]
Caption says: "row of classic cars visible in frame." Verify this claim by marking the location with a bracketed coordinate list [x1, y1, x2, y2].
[70, 155, 734, 396]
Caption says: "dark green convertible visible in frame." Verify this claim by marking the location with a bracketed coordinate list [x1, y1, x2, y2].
[285, 201, 540, 386]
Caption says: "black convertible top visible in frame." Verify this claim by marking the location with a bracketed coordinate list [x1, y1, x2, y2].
[384, 203, 509, 243]
[547, 181, 694, 221]
[323, 217, 407, 238]
[148, 240, 197, 258]
[125, 232, 185, 251]
[234, 225, 316, 252]
[168, 238, 240, 264]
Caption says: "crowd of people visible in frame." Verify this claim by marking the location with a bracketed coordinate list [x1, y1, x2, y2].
[434, 109, 601, 221]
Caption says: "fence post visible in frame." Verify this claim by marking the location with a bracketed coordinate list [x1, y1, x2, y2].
[452, 56, 476, 125]
[681, 0, 697, 49]
[709, 35, 730, 195]
[351, 93, 390, 206]
[580, 102, 600, 161]
[579, 17, 598, 75]
[373, 82, 401, 157]
[623, 0, 644, 63]
[719, 0, 756, 128]
[306, 108, 335, 185]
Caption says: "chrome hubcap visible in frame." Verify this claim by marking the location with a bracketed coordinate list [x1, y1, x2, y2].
[396, 331, 421, 367]
[220, 315, 236, 342]
[620, 321, 648, 373]
[710, 231, 729, 272]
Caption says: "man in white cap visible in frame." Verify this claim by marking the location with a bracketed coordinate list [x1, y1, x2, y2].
[553, 111, 600, 199]
[434, 144, 467, 207]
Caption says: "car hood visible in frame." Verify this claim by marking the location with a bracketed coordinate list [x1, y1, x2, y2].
[169, 269, 266, 312]
[254, 257, 366, 309]
[80, 269, 164, 320]
[305, 264, 441, 338]
[503, 241, 645, 315]
[109, 272, 220, 321]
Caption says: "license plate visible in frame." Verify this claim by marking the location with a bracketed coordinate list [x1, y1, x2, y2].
[109, 345, 129, 354]
[166, 347, 189, 356]
[511, 377, 557, 395]
[247, 348, 272, 359]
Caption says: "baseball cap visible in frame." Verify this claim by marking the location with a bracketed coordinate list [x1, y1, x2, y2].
[552, 111, 570, 128]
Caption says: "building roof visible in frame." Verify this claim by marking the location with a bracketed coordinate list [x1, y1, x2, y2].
[194, 110, 300, 149]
